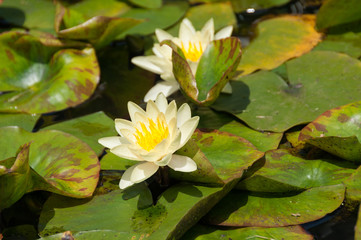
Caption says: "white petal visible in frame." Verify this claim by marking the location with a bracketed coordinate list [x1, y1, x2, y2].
[201, 18, 214, 42]
[144, 81, 179, 102]
[146, 100, 160, 120]
[128, 101, 146, 122]
[179, 18, 196, 43]
[155, 92, 168, 113]
[98, 136, 129, 149]
[179, 116, 200, 148]
[119, 177, 134, 189]
[165, 100, 177, 123]
[155, 28, 173, 42]
[155, 153, 173, 166]
[177, 103, 191, 128]
[153, 44, 172, 59]
[168, 154, 197, 172]
[131, 56, 164, 74]
[115, 118, 134, 136]
[167, 131, 181, 153]
[118, 129, 136, 144]
[221, 82, 232, 94]
[133, 111, 148, 124]
[110, 144, 142, 161]
[129, 162, 159, 183]
[215, 25, 233, 40]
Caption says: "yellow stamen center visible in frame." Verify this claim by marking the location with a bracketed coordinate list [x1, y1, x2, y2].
[134, 117, 169, 151]
[181, 41, 203, 62]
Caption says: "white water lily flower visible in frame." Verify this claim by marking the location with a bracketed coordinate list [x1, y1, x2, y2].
[98, 93, 199, 189]
[131, 18, 233, 102]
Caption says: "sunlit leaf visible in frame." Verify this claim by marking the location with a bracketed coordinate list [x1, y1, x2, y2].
[344, 165, 361, 202]
[213, 51, 361, 132]
[0, 31, 99, 114]
[236, 15, 321, 77]
[204, 184, 345, 227]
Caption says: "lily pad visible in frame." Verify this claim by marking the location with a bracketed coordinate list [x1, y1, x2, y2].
[204, 184, 345, 227]
[0, 126, 100, 199]
[100, 152, 135, 170]
[42, 112, 117, 155]
[356, 206, 361, 240]
[235, 15, 321, 77]
[39, 182, 235, 239]
[0, 0, 56, 34]
[316, 0, 361, 30]
[230, 0, 292, 13]
[219, 121, 283, 152]
[0, 113, 39, 131]
[0, 31, 100, 114]
[183, 224, 313, 240]
[165, 37, 242, 105]
[213, 51, 361, 132]
[236, 149, 355, 192]
[299, 101, 361, 162]
[344, 165, 361, 202]
[40, 230, 129, 240]
[172, 129, 264, 185]
[129, 0, 162, 9]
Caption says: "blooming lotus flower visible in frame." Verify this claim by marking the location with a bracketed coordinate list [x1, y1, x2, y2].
[131, 18, 233, 102]
[98, 93, 199, 189]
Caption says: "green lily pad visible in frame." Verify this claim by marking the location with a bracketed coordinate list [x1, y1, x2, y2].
[129, 0, 162, 9]
[0, 126, 100, 199]
[213, 51, 361, 132]
[344, 165, 361, 202]
[230, 0, 292, 12]
[299, 101, 361, 162]
[165, 37, 241, 105]
[316, 0, 361, 30]
[0, 0, 56, 34]
[42, 112, 117, 155]
[219, 121, 283, 152]
[0, 143, 32, 210]
[193, 105, 234, 130]
[39, 182, 235, 239]
[100, 152, 135, 170]
[204, 184, 345, 227]
[183, 224, 313, 240]
[0, 31, 99, 114]
[0, 113, 39, 131]
[172, 129, 264, 185]
[235, 15, 321, 77]
[117, 1, 188, 38]
[40, 230, 129, 240]
[313, 32, 361, 58]
[236, 149, 355, 192]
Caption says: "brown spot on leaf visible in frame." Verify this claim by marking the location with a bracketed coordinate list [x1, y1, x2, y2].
[200, 136, 214, 146]
[78, 188, 87, 191]
[5, 49, 15, 62]
[84, 68, 94, 74]
[313, 122, 328, 133]
[65, 78, 95, 106]
[71, 67, 84, 72]
[85, 163, 99, 171]
[269, 150, 287, 159]
[337, 113, 350, 123]
[323, 110, 332, 117]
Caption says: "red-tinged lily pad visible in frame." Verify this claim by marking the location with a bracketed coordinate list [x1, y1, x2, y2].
[219, 121, 283, 152]
[164, 37, 242, 105]
[316, 0, 361, 30]
[235, 15, 321, 77]
[0, 31, 99, 114]
[42, 112, 117, 155]
[0, 113, 39, 131]
[39, 182, 234, 240]
[237, 149, 355, 192]
[299, 101, 361, 162]
[182, 224, 313, 240]
[55, 4, 142, 49]
[0, 126, 100, 199]
[203, 184, 345, 227]
[0, 0, 56, 34]
[213, 51, 361, 132]
[172, 129, 264, 185]
[0, 143, 32, 210]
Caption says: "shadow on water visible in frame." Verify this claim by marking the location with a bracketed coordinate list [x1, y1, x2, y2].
[0, 7, 25, 27]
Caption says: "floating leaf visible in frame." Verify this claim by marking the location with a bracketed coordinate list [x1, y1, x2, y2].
[237, 149, 355, 192]
[316, 0, 361, 30]
[0, 113, 39, 131]
[172, 129, 264, 185]
[100, 152, 135, 170]
[230, 0, 292, 12]
[0, 0, 56, 34]
[213, 51, 361, 132]
[40, 230, 129, 240]
[129, 0, 162, 9]
[39, 182, 235, 239]
[344, 165, 361, 202]
[236, 15, 321, 77]
[0, 126, 100, 198]
[299, 101, 361, 162]
[42, 112, 117, 155]
[165, 37, 242, 105]
[219, 121, 282, 152]
[183, 224, 313, 240]
[0, 31, 99, 114]
[204, 184, 345, 227]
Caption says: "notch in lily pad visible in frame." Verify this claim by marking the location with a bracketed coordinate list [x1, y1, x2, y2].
[161, 37, 242, 106]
